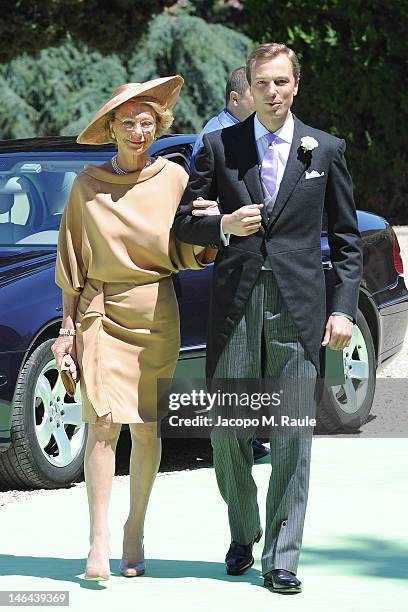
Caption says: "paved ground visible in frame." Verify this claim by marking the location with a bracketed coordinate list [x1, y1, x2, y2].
[1, 228, 407, 609]
[1, 438, 408, 612]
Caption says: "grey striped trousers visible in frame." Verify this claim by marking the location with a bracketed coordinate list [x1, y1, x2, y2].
[211, 270, 317, 575]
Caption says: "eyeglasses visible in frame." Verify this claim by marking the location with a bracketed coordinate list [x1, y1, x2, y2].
[114, 117, 156, 132]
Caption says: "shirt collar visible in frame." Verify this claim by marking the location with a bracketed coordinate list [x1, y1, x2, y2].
[254, 111, 294, 144]
[223, 108, 240, 125]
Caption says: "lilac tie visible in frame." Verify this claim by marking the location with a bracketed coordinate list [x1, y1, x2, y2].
[261, 133, 279, 209]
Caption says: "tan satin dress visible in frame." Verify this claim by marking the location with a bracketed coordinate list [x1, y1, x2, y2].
[55, 157, 213, 423]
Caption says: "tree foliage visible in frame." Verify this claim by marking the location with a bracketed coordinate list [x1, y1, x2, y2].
[240, 0, 408, 220]
[127, 13, 253, 132]
[168, 0, 247, 27]
[1, 1, 406, 220]
[0, 76, 38, 139]
[0, 0, 176, 62]
[0, 43, 126, 137]
[0, 14, 252, 137]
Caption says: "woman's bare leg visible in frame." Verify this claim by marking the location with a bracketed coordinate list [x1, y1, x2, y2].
[122, 422, 161, 564]
[84, 413, 122, 576]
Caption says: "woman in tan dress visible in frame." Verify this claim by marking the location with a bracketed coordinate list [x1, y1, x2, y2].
[51, 77, 215, 581]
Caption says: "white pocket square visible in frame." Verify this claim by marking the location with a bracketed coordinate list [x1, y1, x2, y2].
[305, 170, 325, 179]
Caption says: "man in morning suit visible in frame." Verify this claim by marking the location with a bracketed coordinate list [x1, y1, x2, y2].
[173, 43, 363, 593]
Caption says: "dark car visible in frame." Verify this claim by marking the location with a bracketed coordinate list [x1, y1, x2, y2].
[0, 135, 407, 490]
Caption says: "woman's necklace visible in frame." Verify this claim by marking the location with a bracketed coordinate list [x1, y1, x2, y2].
[111, 155, 152, 175]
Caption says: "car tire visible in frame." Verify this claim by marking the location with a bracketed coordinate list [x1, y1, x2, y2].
[0, 339, 87, 489]
[317, 309, 376, 433]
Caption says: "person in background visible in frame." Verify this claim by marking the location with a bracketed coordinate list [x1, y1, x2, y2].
[192, 66, 255, 159]
[192, 66, 270, 462]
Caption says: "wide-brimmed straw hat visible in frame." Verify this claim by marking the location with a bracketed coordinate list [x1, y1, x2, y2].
[77, 75, 184, 145]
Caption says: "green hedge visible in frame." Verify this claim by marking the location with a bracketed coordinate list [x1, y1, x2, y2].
[242, 0, 408, 222]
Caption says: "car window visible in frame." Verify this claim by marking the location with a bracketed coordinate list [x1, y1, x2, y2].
[0, 150, 190, 246]
[0, 192, 30, 225]
[0, 159, 104, 246]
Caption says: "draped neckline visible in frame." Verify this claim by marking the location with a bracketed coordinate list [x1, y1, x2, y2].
[83, 156, 167, 184]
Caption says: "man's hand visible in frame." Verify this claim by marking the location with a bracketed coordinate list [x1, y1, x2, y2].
[192, 197, 221, 216]
[321, 315, 353, 350]
[221, 204, 264, 236]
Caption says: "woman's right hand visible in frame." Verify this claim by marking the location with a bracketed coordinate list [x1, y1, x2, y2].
[51, 335, 78, 382]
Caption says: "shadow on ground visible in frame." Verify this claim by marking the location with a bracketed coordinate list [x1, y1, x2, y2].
[2, 536, 407, 588]
[302, 536, 408, 580]
[0, 554, 261, 590]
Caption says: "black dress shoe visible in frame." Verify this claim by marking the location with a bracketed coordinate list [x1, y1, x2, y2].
[264, 569, 302, 593]
[225, 529, 262, 575]
[252, 438, 270, 461]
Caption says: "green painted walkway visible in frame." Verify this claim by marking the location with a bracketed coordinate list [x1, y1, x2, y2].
[1, 438, 407, 611]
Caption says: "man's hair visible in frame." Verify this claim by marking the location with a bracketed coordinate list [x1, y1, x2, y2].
[246, 43, 301, 84]
[225, 66, 250, 107]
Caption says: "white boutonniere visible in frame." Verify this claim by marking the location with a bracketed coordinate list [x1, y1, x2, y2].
[300, 136, 319, 153]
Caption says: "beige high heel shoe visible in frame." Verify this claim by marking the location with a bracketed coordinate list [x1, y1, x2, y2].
[84, 543, 110, 581]
[84, 568, 110, 581]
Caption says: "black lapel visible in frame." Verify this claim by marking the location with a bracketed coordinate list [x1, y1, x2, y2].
[227, 114, 268, 228]
[266, 115, 312, 228]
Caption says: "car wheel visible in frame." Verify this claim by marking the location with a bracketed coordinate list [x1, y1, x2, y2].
[0, 338, 87, 489]
[317, 309, 376, 433]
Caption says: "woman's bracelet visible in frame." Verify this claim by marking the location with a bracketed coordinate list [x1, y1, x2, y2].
[59, 328, 76, 336]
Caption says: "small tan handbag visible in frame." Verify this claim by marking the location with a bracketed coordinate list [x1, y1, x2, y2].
[60, 357, 78, 397]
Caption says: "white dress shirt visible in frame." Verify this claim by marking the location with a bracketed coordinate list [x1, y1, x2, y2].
[220, 112, 294, 245]
[255, 112, 293, 270]
[255, 111, 294, 203]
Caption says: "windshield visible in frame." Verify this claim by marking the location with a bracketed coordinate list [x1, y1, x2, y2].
[0, 158, 104, 246]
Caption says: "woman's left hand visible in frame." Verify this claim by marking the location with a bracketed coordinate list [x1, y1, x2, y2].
[192, 197, 220, 216]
